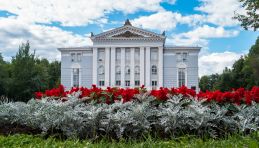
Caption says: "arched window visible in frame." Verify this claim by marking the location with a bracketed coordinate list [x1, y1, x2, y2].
[135, 66, 140, 75]
[98, 66, 105, 75]
[151, 65, 157, 75]
[116, 66, 121, 75]
[125, 66, 130, 75]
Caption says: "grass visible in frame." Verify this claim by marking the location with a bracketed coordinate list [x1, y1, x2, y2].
[0, 134, 258, 148]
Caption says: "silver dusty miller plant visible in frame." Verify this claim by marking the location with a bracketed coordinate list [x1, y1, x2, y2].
[0, 93, 258, 139]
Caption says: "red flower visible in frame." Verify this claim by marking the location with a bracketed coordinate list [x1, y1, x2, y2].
[35, 92, 43, 99]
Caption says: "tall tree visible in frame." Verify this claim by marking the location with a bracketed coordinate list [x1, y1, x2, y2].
[199, 74, 220, 91]
[234, 0, 259, 31]
[213, 68, 235, 91]
[8, 42, 48, 101]
[48, 61, 61, 88]
[0, 53, 8, 96]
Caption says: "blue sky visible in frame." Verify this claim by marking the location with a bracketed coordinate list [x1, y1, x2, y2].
[0, 0, 258, 76]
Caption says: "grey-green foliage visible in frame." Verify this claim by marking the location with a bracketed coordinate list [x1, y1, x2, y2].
[0, 93, 258, 139]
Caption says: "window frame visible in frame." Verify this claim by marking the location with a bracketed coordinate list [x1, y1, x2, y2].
[99, 80, 105, 86]
[72, 68, 79, 87]
[98, 66, 105, 75]
[125, 80, 130, 87]
[178, 68, 186, 87]
[151, 65, 157, 75]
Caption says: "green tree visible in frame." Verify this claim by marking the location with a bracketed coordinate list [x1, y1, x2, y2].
[8, 42, 49, 101]
[199, 74, 220, 91]
[48, 61, 61, 88]
[234, 0, 259, 31]
[0, 54, 8, 96]
[244, 37, 259, 88]
[213, 68, 235, 91]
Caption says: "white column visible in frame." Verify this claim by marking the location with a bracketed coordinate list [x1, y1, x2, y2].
[105, 47, 110, 87]
[140, 47, 145, 86]
[121, 48, 125, 87]
[92, 47, 98, 85]
[130, 48, 135, 87]
[158, 46, 163, 87]
[110, 47, 116, 86]
[145, 47, 151, 89]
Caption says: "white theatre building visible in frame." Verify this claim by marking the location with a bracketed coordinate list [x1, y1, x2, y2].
[58, 20, 201, 90]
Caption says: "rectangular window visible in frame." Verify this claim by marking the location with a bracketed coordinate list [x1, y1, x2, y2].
[191, 86, 196, 91]
[125, 80, 130, 87]
[125, 48, 131, 61]
[135, 80, 140, 86]
[135, 48, 140, 62]
[71, 53, 76, 62]
[73, 68, 79, 87]
[116, 48, 121, 61]
[178, 68, 186, 87]
[99, 81, 105, 86]
[116, 80, 121, 86]
[176, 53, 181, 62]
[152, 81, 157, 86]
[176, 52, 188, 62]
[151, 49, 158, 61]
[182, 52, 188, 62]
[98, 49, 105, 62]
[77, 53, 81, 62]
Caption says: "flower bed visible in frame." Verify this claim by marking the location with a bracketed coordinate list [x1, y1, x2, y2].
[35, 85, 259, 105]
[0, 85, 258, 140]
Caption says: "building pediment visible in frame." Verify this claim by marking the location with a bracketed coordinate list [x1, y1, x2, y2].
[91, 19, 166, 42]
[111, 31, 144, 38]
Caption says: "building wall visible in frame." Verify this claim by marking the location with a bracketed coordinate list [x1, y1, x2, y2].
[61, 49, 93, 89]
[163, 48, 199, 91]
[186, 53, 199, 90]
[81, 52, 93, 88]
[163, 53, 177, 88]
[60, 47, 200, 90]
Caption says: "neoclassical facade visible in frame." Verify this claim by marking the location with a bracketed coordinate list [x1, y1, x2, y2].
[58, 20, 201, 90]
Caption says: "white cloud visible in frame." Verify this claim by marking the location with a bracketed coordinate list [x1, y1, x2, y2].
[132, 11, 181, 31]
[195, 0, 244, 27]
[199, 51, 243, 77]
[0, 0, 171, 26]
[132, 11, 205, 31]
[0, 17, 92, 61]
[169, 25, 239, 46]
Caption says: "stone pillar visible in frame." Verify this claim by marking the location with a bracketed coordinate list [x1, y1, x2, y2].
[130, 48, 135, 87]
[140, 47, 145, 86]
[92, 47, 98, 85]
[121, 48, 125, 87]
[145, 47, 150, 89]
[110, 47, 116, 86]
[105, 47, 110, 87]
[158, 46, 163, 87]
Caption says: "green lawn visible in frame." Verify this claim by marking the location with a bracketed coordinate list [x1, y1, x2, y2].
[0, 134, 258, 148]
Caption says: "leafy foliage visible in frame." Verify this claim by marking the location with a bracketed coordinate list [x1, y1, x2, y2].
[199, 37, 259, 91]
[0, 41, 60, 101]
[0, 93, 258, 140]
[234, 0, 259, 31]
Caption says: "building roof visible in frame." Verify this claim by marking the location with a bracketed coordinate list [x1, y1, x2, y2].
[90, 19, 166, 42]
